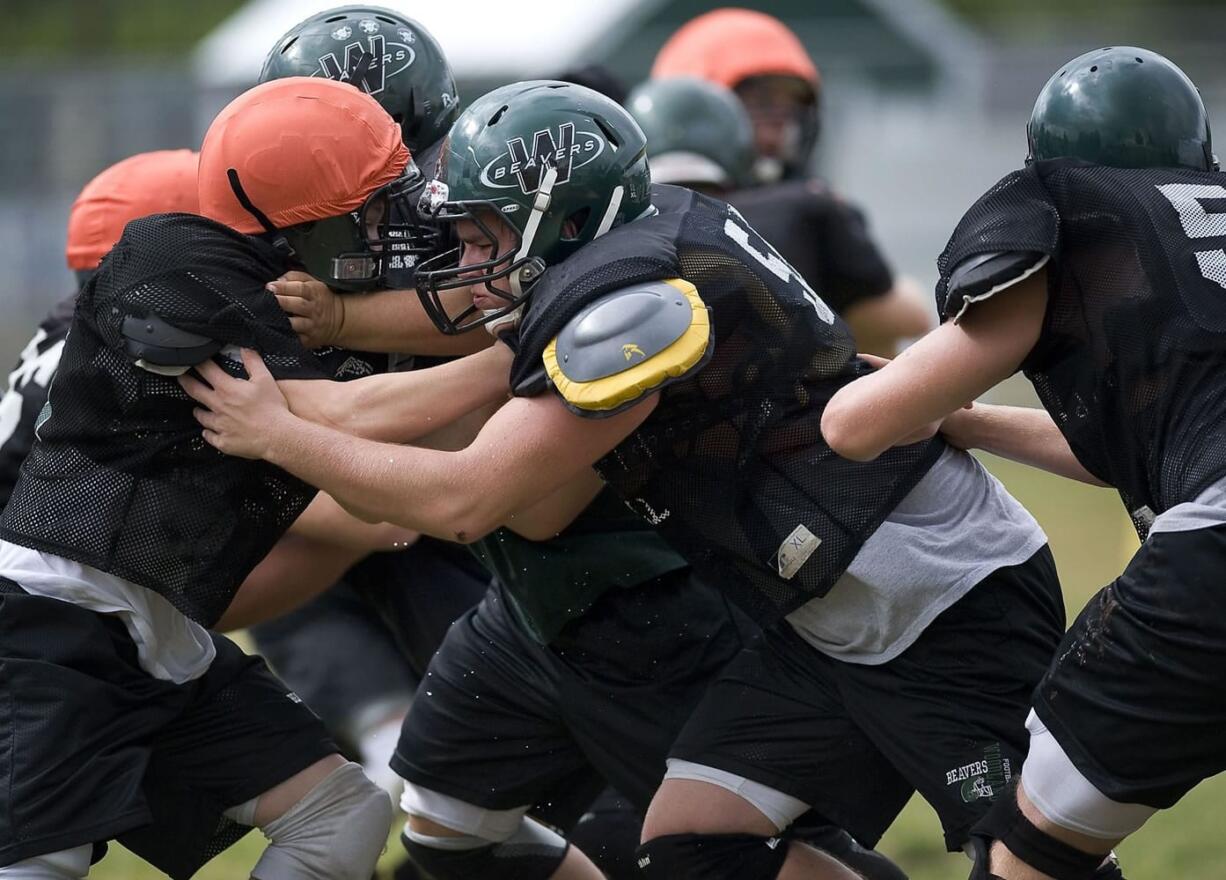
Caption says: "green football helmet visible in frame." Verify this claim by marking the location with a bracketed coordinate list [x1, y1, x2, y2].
[415, 81, 652, 334]
[627, 76, 754, 192]
[260, 5, 459, 153]
[1028, 46, 1216, 171]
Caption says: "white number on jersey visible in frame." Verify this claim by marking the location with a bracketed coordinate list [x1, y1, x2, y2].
[723, 207, 835, 324]
[0, 328, 65, 448]
[1157, 183, 1226, 289]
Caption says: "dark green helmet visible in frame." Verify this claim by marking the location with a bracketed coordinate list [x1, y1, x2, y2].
[627, 76, 754, 192]
[416, 80, 652, 334]
[259, 5, 459, 152]
[1028, 46, 1216, 171]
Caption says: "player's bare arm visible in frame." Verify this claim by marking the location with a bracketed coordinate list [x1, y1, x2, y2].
[283, 343, 603, 540]
[277, 340, 512, 443]
[218, 494, 418, 631]
[217, 535, 363, 632]
[502, 468, 606, 540]
[821, 268, 1047, 461]
[841, 276, 933, 357]
[270, 270, 494, 356]
[182, 348, 654, 541]
[942, 403, 1109, 487]
[287, 491, 420, 549]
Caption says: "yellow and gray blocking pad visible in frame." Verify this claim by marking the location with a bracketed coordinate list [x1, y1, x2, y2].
[543, 278, 711, 415]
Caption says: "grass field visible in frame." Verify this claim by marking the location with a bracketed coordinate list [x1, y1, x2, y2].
[89, 454, 1223, 879]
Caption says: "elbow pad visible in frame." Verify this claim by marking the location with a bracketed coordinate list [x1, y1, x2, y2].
[121, 314, 222, 376]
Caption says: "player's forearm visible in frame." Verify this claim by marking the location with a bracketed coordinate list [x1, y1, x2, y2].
[264, 416, 518, 542]
[338, 288, 494, 355]
[288, 492, 419, 551]
[328, 344, 511, 443]
[948, 404, 1110, 487]
[844, 280, 934, 357]
[824, 273, 1046, 461]
[217, 533, 364, 631]
[822, 328, 978, 461]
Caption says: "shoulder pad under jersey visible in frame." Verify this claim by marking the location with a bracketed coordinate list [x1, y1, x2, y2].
[943, 250, 1049, 322]
[543, 278, 711, 417]
[121, 313, 221, 376]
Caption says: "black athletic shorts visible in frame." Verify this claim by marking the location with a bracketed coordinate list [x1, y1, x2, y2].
[669, 547, 1064, 852]
[350, 536, 492, 679]
[392, 569, 749, 816]
[1034, 523, 1226, 809]
[0, 579, 336, 878]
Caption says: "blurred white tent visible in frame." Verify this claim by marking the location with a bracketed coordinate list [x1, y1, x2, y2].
[193, 0, 655, 88]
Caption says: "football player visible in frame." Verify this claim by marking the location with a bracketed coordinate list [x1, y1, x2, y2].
[626, 76, 756, 196]
[259, 11, 705, 879]
[652, 7, 931, 355]
[0, 78, 522, 880]
[0, 152, 415, 639]
[185, 80, 1068, 880]
[0, 150, 198, 514]
[250, 4, 492, 804]
[0, 121, 435, 813]
[822, 46, 1221, 880]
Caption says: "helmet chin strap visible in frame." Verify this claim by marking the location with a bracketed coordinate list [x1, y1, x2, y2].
[484, 165, 559, 336]
[593, 185, 625, 239]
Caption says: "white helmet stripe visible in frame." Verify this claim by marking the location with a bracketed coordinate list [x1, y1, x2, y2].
[593, 185, 625, 239]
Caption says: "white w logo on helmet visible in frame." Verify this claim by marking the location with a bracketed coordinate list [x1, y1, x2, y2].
[479, 123, 606, 193]
[316, 33, 416, 96]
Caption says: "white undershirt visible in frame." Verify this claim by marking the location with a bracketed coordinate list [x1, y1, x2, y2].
[1148, 476, 1226, 535]
[786, 448, 1049, 664]
[0, 540, 215, 683]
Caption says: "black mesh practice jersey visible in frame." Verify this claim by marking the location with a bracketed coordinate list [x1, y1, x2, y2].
[0, 317, 381, 511]
[0, 213, 335, 626]
[512, 185, 943, 626]
[0, 294, 74, 512]
[938, 159, 1226, 530]
[729, 179, 893, 316]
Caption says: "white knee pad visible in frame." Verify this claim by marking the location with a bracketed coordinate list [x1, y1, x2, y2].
[402, 820, 566, 852]
[246, 761, 393, 880]
[402, 818, 570, 880]
[1022, 710, 1156, 840]
[664, 759, 811, 832]
[400, 781, 530, 842]
[0, 845, 91, 880]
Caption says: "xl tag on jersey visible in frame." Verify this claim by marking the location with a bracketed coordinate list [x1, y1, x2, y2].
[773, 524, 820, 580]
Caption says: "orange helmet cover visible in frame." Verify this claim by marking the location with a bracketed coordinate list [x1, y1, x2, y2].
[65, 149, 200, 271]
[198, 76, 410, 235]
[652, 8, 819, 93]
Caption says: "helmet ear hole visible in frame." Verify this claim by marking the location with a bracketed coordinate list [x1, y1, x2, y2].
[561, 208, 591, 241]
